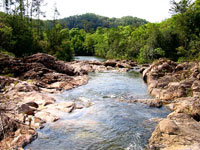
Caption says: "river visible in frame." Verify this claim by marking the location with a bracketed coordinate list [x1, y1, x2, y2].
[25, 57, 169, 150]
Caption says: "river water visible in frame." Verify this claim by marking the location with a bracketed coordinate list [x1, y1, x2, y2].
[74, 56, 105, 62]
[25, 57, 169, 150]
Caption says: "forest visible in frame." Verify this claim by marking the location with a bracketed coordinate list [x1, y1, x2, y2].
[0, 0, 199, 63]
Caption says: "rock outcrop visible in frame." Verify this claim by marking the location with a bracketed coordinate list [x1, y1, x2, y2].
[142, 59, 200, 150]
[69, 59, 138, 73]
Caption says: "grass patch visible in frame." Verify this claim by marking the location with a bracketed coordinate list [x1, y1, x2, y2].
[27, 79, 34, 83]
[5, 95, 10, 99]
[0, 49, 15, 58]
[2, 73, 14, 77]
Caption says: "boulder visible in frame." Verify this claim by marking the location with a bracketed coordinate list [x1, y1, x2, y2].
[22, 92, 55, 106]
[159, 119, 179, 134]
[18, 104, 37, 115]
[148, 99, 163, 108]
[0, 115, 18, 141]
[35, 111, 59, 123]
[0, 76, 19, 88]
[24, 53, 77, 76]
[104, 60, 117, 67]
[116, 62, 131, 68]
[149, 112, 200, 150]
[175, 64, 184, 71]
[25, 102, 39, 109]
[139, 67, 146, 73]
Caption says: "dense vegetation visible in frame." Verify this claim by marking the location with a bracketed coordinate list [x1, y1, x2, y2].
[0, 0, 199, 63]
[58, 13, 148, 31]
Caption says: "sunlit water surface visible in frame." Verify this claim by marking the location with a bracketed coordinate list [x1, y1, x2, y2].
[74, 56, 105, 61]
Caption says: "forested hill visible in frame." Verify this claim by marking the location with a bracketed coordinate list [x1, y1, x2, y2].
[58, 13, 148, 31]
[0, 0, 199, 63]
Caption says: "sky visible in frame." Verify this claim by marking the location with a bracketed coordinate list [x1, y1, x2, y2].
[44, 0, 172, 22]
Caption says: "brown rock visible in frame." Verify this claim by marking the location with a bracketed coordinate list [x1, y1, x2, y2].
[149, 112, 200, 150]
[35, 111, 59, 123]
[159, 119, 179, 134]
[148, 99, 163, 108]
[18, 104, 37, 115]
[23, 92, 55, 106]
[25, 102, 39, 108]
[116, 62, 131, 68]
[104, 60, 117, 67]
[175, 64, 184, 71]
[139, 67, 147, 73]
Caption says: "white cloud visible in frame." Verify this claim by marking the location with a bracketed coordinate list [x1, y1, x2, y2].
[43, 0, 172, 22]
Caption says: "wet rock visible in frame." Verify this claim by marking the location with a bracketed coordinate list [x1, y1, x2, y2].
[126, 99, 163, 108]
[61, 101, 75, 108]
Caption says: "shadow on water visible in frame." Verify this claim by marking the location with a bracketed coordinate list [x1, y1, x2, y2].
[25, 59, 170, 150]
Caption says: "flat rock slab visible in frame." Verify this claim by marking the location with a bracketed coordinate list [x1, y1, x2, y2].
[148, 112, 200, 150]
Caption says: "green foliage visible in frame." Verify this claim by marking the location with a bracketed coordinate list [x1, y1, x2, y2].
[0, 49, 15, 57]
[138, 46, 165, 63]
[0, 22, 12, 49]
[3, 73, 14, 77]
[59, 13, 148, 31]
[0, 0, 199, 63]
[55, 40, 74, 61]
[170, 0, 192, 14]
[69, 28, 86, 56]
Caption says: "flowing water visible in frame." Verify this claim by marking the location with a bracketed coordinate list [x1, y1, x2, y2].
[74, 56, 105, 62]
[25, 57, 170, 150]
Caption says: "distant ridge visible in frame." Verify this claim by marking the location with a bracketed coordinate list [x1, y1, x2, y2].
[58, 13, 148, 31]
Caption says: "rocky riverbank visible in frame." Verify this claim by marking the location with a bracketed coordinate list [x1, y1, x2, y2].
[0, 53, 136, 150]
[141, 59, 200, 150]
[3, 54, 198, 150]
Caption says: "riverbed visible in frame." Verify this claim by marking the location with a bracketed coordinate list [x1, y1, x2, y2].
[25, 57, 170, 150]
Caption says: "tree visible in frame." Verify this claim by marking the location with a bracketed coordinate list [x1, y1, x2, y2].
[52, 2, 60, 25]
[170, 0, 193, 14]
[84, 33, 95, 55]
[0, 22, 12, 50]
[34, 0, 46, 35]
